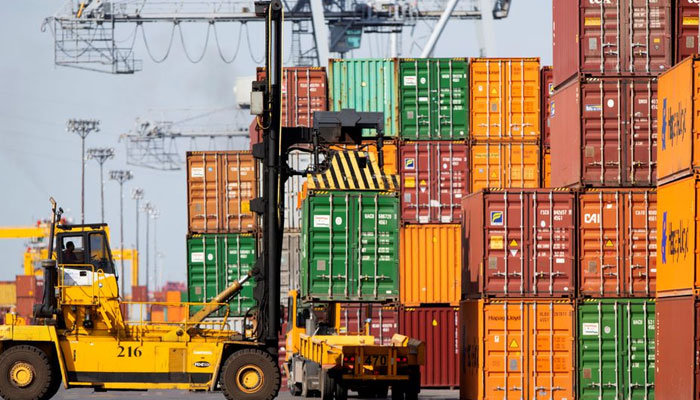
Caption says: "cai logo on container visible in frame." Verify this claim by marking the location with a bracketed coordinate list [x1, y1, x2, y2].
[490, 211, 504, 226]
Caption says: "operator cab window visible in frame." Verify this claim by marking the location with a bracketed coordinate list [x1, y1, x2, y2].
[59, 236, 85, 266]
[88, 232, 115, 275]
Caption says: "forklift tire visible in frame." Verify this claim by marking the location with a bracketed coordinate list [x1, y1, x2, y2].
[374, 386, 389, 399]
[41, 363, 62, 400]
[0, 345, 55, 400]
[320, 372, 334, 400]
[220, 348, 280, 400]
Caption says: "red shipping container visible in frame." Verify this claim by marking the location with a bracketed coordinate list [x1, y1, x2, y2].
[462, 189, 576, 298]
[16, 297, 35, 321]
[399, 141, 469, 224]
[338, 304, 399, 346]
[540, 66, 553, 149]
[579, 188, 656, 297]
[655, 295, 699, 399]
[399, 306, 458, 389]
[550, 75, 657, 188]
[256, 67, 328, 128]
[676, 1, 700, 64]
[552, 0, 672, 88]
[249, 118, 263, 150]
[131, 286, 148, 302]
[15, 275, 37, 298]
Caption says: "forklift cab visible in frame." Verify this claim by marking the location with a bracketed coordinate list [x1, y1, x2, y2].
[287, 291, 339, 337]
[55, 225, 115, 286]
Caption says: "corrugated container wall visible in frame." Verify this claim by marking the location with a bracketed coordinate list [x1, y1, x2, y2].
[398, 58, 469, 141]
[339, 304, 399, 346]
[470, 142, 540, 193]
[280, 232, 300, 297]
[579, 189, 657, 298]
[655, 295, 700, 399]
[300, 191, 399, 302]
[186, 234, 257, 317]
[256, 67, 328, 128]
[399, 306, 459, 389]
[676, 2, 700, 64]
[284, 151, 311, 231]
[187, 151, 258, 233]
[330, 141, 399, 175]
[459, 299, 575, 400]
[462, 189, 576, 298]
[541, 150, 551, 188]
[400, 224, 461, 306]
[657, 56, 700, 184]
[399, 141, 469, 224]
[578, 299, 655, 400]
[550, 76, 657, 188]
[551, 0, 672, 88]
[470, 58, 540, 141]
[540, 66, 553, 149]
[656, 175, 700, 297]
[329, 58, 398, 137]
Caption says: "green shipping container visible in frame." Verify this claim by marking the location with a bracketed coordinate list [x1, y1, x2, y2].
[578, 299, 655, 400]
[329, 58, 398, 137]
[399, 58, 469, 140]
[300, 191, 399, 302]
[187, 233, 257, 317]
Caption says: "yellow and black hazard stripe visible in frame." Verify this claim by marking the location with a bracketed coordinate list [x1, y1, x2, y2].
[306, 151, 399, 191]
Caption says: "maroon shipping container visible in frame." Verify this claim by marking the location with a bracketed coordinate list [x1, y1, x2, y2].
[256, 67, 328, 127]
[552, 0, 672, 88]
[579, 189, 657, 297]
[462, 189, 576, 298]
[131, 286, 148, 302]
[399, 306, 459, 389]
[550, 75, 657, 188]
[399, 141, 469, 224]
[15, 275, 37, 298]
[655, 295, 700, 399]
[339, 304, 399, 346]
[540, 66, 553, 149]
[676, 1, 700, 64]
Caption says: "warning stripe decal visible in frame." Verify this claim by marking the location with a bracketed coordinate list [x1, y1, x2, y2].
[307, 151, 399, 191]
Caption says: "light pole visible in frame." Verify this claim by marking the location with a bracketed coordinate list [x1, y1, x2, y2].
[140, 201, 153, 298]
[87, 147, 115, 223]
[131, 188, 144, 289]
[150, 207, 160, 292]
[109, 170, 133, 299]
[66, 119, 100, 225]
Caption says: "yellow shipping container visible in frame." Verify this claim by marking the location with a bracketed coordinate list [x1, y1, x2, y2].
[657, 174, 700, 297]
[459, 298, 575, 400]
[470, 141, 540, 193]
[470, 58, 541, 141]
[400, 224, 461, 306]
[0, 282, 16, 307]
[658, 55, 700, 184]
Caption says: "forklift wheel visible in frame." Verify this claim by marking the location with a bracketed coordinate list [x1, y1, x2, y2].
[0, 345, 56, 400]
[220, 348, 280, 400]
[320, 372, 334, 400]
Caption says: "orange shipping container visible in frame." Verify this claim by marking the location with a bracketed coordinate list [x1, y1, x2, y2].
[470, 142, 540, 193]
[657, 175, 700, 297]
[329, 141, 398, 175]
[579, 189, 657, 297]
[541, 149, 551, 188]
[400, 224, 461, 306]
[470, 58, 541, 141]
[657, 55, 700, 184]
[459, 299, 575, 400]
[151, 309, 165, 322]
[187, 151, 258, 233]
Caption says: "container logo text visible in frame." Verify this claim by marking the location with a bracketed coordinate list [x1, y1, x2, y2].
[490, 211, 503, 225]
[661, 98, 687, 150]
[662, 211, 689, 264]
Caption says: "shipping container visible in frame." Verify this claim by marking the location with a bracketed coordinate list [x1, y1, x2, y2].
[400, 224, 461, 306]
[131, 285, 148, 302]
[398, 58, 469, 141]
[676, 2, 700, 64]
[0, 282, 16, 307]
[256, 66, 328, 127]
[16, 275, 37, 298]
[280, 232, 300, 297]
[284, 151, 312, 231]
[657, 55, 700, 184]
[470, 58, 540, 141]
[330, 141, 399, 176]
[186, 233, 257, 317]
[399, 306, 459, 388]
[300, 191, 399, 302]
[470, 141, 540, 193]
[399, 141, 469, 224]
[552, 0, 672, 88]
[339, 303, 399, 346]
[540, 66, 553, 148]
[187, 151, 258, 233]
[550, 76, 657, 188]
[541, 149, 551, 188]
[459, 299, 575, 400]
[656, 175, 700, 297]
[578, 299, 655, 400]
[579, 189, 657, 298]
[655, 295, 699, 399]
[328, 58, 398, 137]
[462, 189, 576, 298]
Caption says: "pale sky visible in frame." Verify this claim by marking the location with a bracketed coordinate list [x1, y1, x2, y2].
[0, 1, 552, 287]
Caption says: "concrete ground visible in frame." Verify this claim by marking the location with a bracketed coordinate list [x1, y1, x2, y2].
[53, 387, 460, 399]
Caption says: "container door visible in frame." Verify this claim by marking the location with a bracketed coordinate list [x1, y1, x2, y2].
[471, 60, 504, 141]
[579, 0, 621, 74]
[436, 142, 469, 224]
[221, 234, 257, 317]
[220, 153, 257, 232]
[580, 192, 623, 296]
[503, 59, 540, 141]
[529, 302, 575, 400]
[399, 60, 431, 140]
[578, 301, 620, 399]
[531, 192, 575, 297]
[626, 78, 657, 186]
[435, 59, 469, 140]
[626, 0, 671, 73]
[625, 191, 656, 297]
[623, 300, 655, 400]
[188, 153, 220, 233]
[399, 142, 433, 223]
[483, 302, 526, 399]
[677, 2, 699, 63]
[187, 235, 219, 315]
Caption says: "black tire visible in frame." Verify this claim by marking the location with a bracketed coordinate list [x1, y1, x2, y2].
[41, 363, 62, 400]
[320, 372, 334, 400]
[374, 385, 389, 399]
[357, 389, 373, 398]
[220, 348, 281, 400]
[391, 385, 404, 400]
[335, 382, 347, 400]
[404, 368, 420, 400]
[0, 345, 55, 400]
